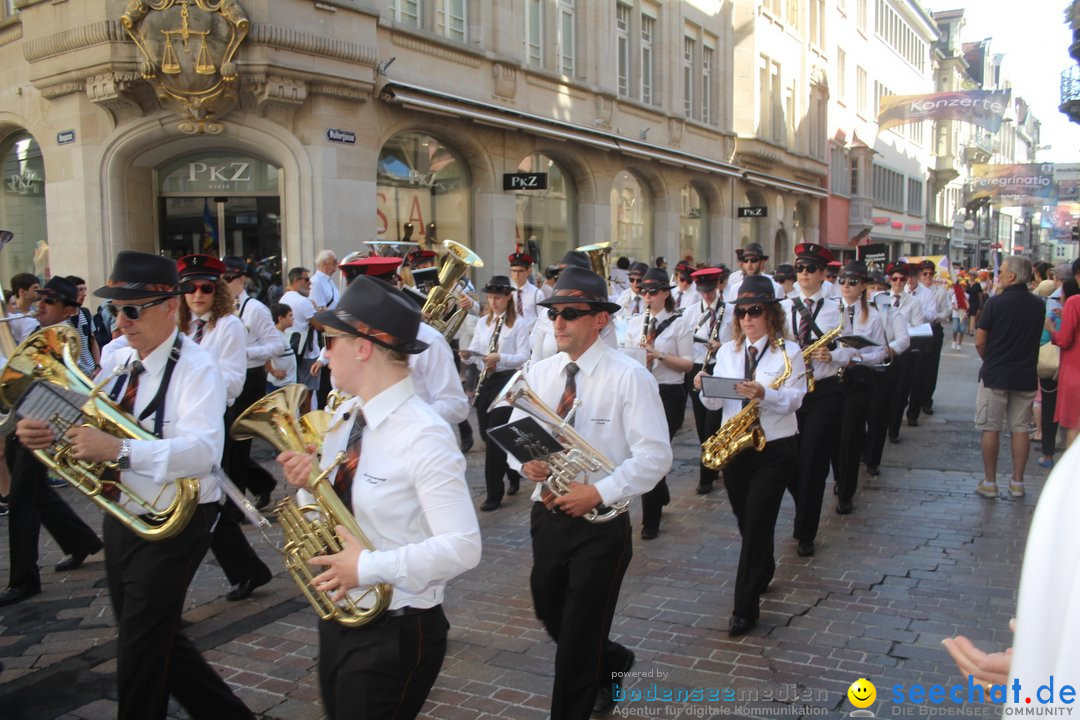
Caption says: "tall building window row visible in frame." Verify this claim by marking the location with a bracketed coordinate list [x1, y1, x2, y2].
[907, 177, 924, 216]
[856, 66, 868, 117]
[857, 0, 868, 33]
[830, 147, 851, 196]
[526, 0, 543, 67]
[759, 55, 784, 144]
[836, 48, 847, 104]
[874, 80, 894, 117]
[873, 164, 905, 213]
[617, 3, 631, 96]
[683, 35, 695, 118]
[640, 10, 656, 105]
[874, 0, 926, 72]
[809, 0, 825, 48]
[558, 0, 575, 76]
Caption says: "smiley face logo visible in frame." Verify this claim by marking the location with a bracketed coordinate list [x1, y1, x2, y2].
[848, 678, 876, 709]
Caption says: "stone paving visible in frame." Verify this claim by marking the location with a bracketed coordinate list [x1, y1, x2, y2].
[0, 344, 1053, 719]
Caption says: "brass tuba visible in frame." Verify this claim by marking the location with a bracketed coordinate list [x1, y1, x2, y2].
[231, 385, 392, 627]
[701, 336, 793, 471]
[575, 241, 614, 283]
[0, 326, 200, 540]
[421, 239, 484, 340]
[489, 371, 628, 523]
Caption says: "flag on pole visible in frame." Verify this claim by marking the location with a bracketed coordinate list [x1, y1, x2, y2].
[201, 199, 218, 251]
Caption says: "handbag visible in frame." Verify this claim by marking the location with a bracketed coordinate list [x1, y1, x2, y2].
[1038, 341, 1060, 380]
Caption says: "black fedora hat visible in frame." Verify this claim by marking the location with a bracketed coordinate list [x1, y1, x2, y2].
[37, 276, 79, 306]
[537, 266, 621, 314]
[628, 261, 649, 277]
[93, 251, 188, 300]
[313, 275, 428, 355]
[739, 242, 768, 261]
[482, 275, 513, 294]
[557, 250, 591, 270]
[638, 267, 673, 291]
[733, 275, 780, 305]
[221, 255, 249, 276]
[773, 263, 796, 282]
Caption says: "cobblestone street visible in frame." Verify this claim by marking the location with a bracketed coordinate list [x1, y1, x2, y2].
[0, 345, 1050, 720]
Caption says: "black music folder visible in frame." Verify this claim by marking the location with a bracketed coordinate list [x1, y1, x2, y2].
[486, 417, 565, 464]
[836, 334, 880, 349]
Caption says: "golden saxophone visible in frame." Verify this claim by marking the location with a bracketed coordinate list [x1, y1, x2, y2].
[472, 314, 503, 407]
[800, 300, 844, 393]
[231, 385, 392, 627]
[701, 336, 792, 471]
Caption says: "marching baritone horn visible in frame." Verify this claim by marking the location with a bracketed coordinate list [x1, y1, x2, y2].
[421, 239, 484, 340]
[231, 384, 392, 627]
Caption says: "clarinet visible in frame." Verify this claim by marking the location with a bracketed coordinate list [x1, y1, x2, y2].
[472, 314, 504, 407]
[701, 303, 725, 370]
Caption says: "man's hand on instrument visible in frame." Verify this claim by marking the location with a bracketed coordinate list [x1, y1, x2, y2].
[457, 295, 474, 311]
[308, 524, 361, 602]
[16, 419, 55, 450]
[707, 339, 722, 352]
[521, 460, 550, 483]
[553, 482, 602, 517]
[483, 353, 499, 370]
[277, 449, 317, 490]
[65, 426, 123, 463]
[810, 347, 832, 363]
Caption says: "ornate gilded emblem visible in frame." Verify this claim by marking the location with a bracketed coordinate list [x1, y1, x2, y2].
[121, 0, 249, 134]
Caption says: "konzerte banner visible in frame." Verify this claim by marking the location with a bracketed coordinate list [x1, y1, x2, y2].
[877, 89, 1012, 132]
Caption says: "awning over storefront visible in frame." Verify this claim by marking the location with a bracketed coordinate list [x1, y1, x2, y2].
[379, 80, 744, 180]
[743, 170, 828, 198]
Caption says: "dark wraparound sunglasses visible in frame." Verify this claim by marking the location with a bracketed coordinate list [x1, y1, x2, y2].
[547, 307, 599, 322]
[733, 305, 765, 319]
[187, 282, 217, 295]
[836, 278, 863, 287]
[106, 296, 171, 320]
[795, 263, 821, 274]
[741, 256, 762, 263]
[643, 288, 665, 296]
[889, 276, 907, 282]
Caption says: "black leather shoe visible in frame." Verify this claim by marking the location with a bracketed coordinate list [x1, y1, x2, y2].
[0, 584, 41, 607]
[254, 491, 272, 511]
[695, 482, 713, 495]
[479, 500, 500, 512]
[797, 540, 815, 557]
[728, 615, 757, 637]
[907, 418, 919, 427]
[593, 649, 635, 716]
[867, 465, 880, 476]
[836, 500, 854, 515]
[55, 551, 91, 572]
[640, 526, 659, 540]
[459, 422, 474, 453]
[226, 567, 272, 601]
[507, 479, 519, 496]
[888, 435, 900, 444]
[923, 404, 934, 416]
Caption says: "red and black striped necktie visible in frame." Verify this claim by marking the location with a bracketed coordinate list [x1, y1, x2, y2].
[332, 413, 366, 512]
[555, 362, 579, 423]
[193, 318, 207, 344]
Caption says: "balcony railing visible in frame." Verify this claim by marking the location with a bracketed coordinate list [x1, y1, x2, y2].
[1061, 66, 1080, 125]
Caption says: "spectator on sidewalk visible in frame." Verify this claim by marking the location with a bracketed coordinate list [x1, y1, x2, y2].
[974, 256, 1045, 499]
[1046, 260, 1080, 452]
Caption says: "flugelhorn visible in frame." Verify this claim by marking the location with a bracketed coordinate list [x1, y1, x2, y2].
[231, 385, 392, 627]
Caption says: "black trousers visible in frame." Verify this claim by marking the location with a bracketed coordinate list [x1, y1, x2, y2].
[723, 435, 796, 619]
[531, 504, 633, 720]
[1040, 376, 1059, 457]
[688, 364, 723, 488]
[924, 323, 945, 410]
[5, 436, 101, 589]
[788, 379, 843, 544]
[888, 350, 918, 439]
[864, 359, 900, 468]
[641, 383, 684, 530]
[907, 329, 940, 422]
[104, 505, 252, 720]
[476, 370, 519, 505]
[226, 366, 275, 497]
[833, 367, 874, 505]
[317, 606, 449, 720]
[316, 364, 333, 411]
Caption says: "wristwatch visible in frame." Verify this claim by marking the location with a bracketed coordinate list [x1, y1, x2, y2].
[116, 439, 132, 470]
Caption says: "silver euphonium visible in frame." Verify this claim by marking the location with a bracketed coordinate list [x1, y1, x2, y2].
[489, 370, 628, 523]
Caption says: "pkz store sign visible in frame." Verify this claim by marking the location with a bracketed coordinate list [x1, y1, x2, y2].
[503, 172, 548, 191]
[158, 153, 279, 194]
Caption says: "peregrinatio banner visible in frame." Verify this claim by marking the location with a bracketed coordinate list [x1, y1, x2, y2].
[877, 89, 1012, 132]
[969, 163, 1056, 206]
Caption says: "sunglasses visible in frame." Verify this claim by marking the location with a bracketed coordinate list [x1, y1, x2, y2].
[643, 288, 665, 296]
[187, 282, 217, 295]
[836, 277, 863, 287]
[628, 277, 642, 284]
[795, 263, 821, 274]
[733, 305, 765, 319]
[547, 307, 598, 322]
[40, 297, 61, 306]
[890, 276, 907, 282]
[106, 296, 171, 320]
[741, 257, 762, 263]
[323, 333, 355, 350]
[223, 274, 244, 282]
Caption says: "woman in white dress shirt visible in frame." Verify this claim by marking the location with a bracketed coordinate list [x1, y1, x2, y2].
[462, 275, 531, 511]
[176, 254, 272, 602]
[627, 268, 694, 539]
[696, 275, 806, 637]
[831, 261, 887, 516]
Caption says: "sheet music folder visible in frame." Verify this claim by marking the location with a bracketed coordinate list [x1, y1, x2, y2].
[486, 417, 566, 464]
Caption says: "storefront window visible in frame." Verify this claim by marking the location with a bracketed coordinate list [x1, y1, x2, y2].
[514, 153, 575, 270]
[738, 190, 766, 250]
[679, 184, 707, 265]
[0, 132, 48, 282]
[610, 171, 652, 263]
[377, 133, 471, 249]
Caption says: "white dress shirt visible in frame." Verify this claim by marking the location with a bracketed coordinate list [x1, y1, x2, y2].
[98, 329, 225, 511]
[411, 322, 469, 425]
[507, 338, 673, 507]
[626, 309, 694, 385]
[298, 377, 481, 609]
[616, 287, 646, 317]
[511, 281, 545, 335]
[700, 336, 807, 442]
[671, 284, 700, 310]
[781, 292, 857, 384]
[309, 270, 340, 311]
[838, 300, 887, 366]
[467, 313, 531, 373]
[529, 310, 617, 363]
[682, 298, 734, 364]
[909, 283, 949, 324]
[887, 290, 925, 328]
[187, 313, 247, 405]
[235, 291, 280, 369]
[280, 290, 321, 360]
[871, 292, 911, 356]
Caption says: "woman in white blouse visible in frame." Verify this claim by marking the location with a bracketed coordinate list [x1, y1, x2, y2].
[695, 275, 806, 637]
[461, 275, 531, 511]
[832, 261, 887, 516]
[627, 268, 694, 540]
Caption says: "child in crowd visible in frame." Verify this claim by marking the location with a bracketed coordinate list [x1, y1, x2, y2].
[266, 303, 296, 392]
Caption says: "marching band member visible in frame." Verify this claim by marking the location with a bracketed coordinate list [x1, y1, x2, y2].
[671, 261, 699, 310]
[774, 263, 797, 299]
[831, 261, 886, 515]
[614, 261, 650, 317]
[723, 244, 784, 304]
[509, 249, 545, 334]
[887, 262, 926, 444]
[462, 275, 531, 511]
[864, 270, 911, 476]
[626, 268, 693, 539]
[17, 251, 253, 719]
[277, 275, 480, 720]
[908, 259, 950, 422]
[682, 266, 732, 495]
[531, 251, 618, 362]
[177, 255, 273, 602]
[696, 275, 806, 637]
[512, 266, 671, 720]
[781, 243, 856, 558]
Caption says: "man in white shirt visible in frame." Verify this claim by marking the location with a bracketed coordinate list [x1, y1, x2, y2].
[724, 243, 785, 303]
[864, 269, 911, 476]
[8, 272, 41, 344]
[515, 266, 672, 719]
[309, 249, 340, 312]
[508, 249, 545, 334]
[671, 261, 700, 310]
[278, 274, 480, 720]
[909, 259, 950, 420]
[279, 267, 323, 405]
[886, 262, 925, 445]
[615, 261, 650, 317]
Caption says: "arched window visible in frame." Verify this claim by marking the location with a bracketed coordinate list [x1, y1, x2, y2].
[738, 189, 766, 250]
[610, 171, 652, 262]
[0, 132, 48, 280]
[514, 153, 575, 270]
[679, 184, 707, 265]
[377, 132, 471, 248]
